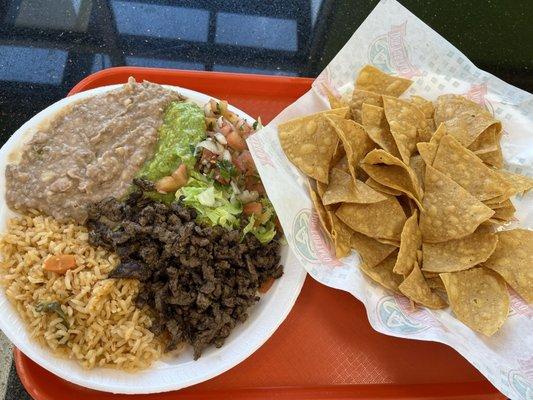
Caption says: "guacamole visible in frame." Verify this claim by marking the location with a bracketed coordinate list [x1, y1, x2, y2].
[140, 101, 206, 181]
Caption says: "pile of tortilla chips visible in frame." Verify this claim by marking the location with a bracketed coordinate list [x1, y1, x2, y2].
[279, 65, 533, 337]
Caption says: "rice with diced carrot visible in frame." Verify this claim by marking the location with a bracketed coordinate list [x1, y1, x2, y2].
[0, 212, 162, 370]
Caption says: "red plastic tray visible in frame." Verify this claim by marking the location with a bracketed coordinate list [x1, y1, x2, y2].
[15, 67, 505, 400]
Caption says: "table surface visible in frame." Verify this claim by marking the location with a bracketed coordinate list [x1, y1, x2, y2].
[0, 0, 529, 398]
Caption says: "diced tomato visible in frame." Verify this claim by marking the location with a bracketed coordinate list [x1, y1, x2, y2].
[234, 151, 256, 175]
[243, 202, 262, 217]
[244, 175, 265, 194]
[236, 119, 252, 136]
[226, 130, 247, 151]
[200, 148, 218, 163]
[219, 124, 232, 136]
[258, 277, 275, 293]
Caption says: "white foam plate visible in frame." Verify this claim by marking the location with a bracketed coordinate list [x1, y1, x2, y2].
[0, 84, 307, 394]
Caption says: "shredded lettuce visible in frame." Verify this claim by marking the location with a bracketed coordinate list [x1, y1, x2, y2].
[242, 198, 277, 244]
[177, 172, 242, 230]
[243, 215, 277, 244]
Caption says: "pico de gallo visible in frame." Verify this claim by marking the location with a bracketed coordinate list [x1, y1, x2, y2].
[137, 98, 278, 244]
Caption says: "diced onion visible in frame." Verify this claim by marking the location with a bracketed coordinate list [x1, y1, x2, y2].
[238, 190, 259, 203]
[196, 139, 221, 155]
[230, 180, 241, 194]
[222, 149, 232, 161]
[215, 132, 227, 145]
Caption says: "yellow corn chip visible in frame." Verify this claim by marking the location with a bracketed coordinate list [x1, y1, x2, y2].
[322, 84, 347, 109]
[417, 123, 447, 166]
[349, 89, 383, 123]
[477, 144, 504, 168]
[383, 95, 427, 164]
[410, 95, 434, 119]
[491, 203, 516, 222]
[360, 251, 403, 293]
[393, 211, 421, 276]
[432, 135, 512, 201]
[361, 103, 401, 157]
[365, 177, 402, 196]
[409, 154, 426, 190]
[483, 229, 533, 303]
[469, 124, 499, 154]
[496, 169, 533, 196]
[420, 165, 494, 243]
[350, 231, 396, 268]
[361, 149, 423, 209]
[399, 262, 447, 309]
[323, 168, 385, 205]
[422, 230, 498, 273]
[426, 276, 446, 292]
[309, 184, 332, 238]
[440, 268, 509, 336]
[336, 196, 406, 241]
[434, 94, 501, 148]
[279, 108, 348, 183]
[329, 213, 353, 259]
[326, 115, 375, 182]
[356, 65, 412, 97]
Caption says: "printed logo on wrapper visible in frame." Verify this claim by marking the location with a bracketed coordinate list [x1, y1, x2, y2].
[368, 22, 421, 79]
[376, 295, 432, 334]
[246, 134, 276, 169]
[507, 358, 533, 400]
[291, 208, 342, 266]
[508, 290, 532, 318]
[464, 83, 496, 115]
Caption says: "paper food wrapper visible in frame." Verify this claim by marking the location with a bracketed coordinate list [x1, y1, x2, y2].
[247, 1, 533, 398]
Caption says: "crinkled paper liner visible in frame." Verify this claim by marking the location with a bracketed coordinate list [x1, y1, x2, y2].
[247, 1, 533, 398]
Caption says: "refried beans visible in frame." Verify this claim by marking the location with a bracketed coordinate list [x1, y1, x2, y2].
[5, 78, 183, 223]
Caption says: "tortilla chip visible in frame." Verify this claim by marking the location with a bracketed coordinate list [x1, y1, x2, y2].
[350, 231, 396, 268]
[322, 84, 347, 109]
[434, 94, 501, 148]
[329, 213, 353, 259]
[361, 149, 423, 209]
[477, 144, 504, 168]
[349, 89, 383, 123]
[332, 156, 350, 174]
[417, 123, 447, 166]
[326, 115, 375, 182]
[360, 251, 403, 293]
[426, 276, 446, 292]
[483, 229, 533, 303]
[440, 268, 509, 336]
[432, 135, 512, 201]
[496, 169, 533, 196]
[279, 108, 348, 183]
[316, 180, 328, 198]
[331, 141, 346, 167]
[365, 177, 402, 196]
[309, 185, 332, 238]
[409, 155, 425, 190]
[491, 203, 516, 222]
[383, 96, 427, 164]
[410, 95, 434, 119]
[393, 211, 421, 275]
[356, 65, 412, 97]
[399, 262, 447, 309]
[336, 196, 406, 241]
[323, 168, 385, 205]
[469, 124, 499, 154]
[361, 103, 401, 157]
[420, 165, 494, 243]
[422, 230, 498, 273]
